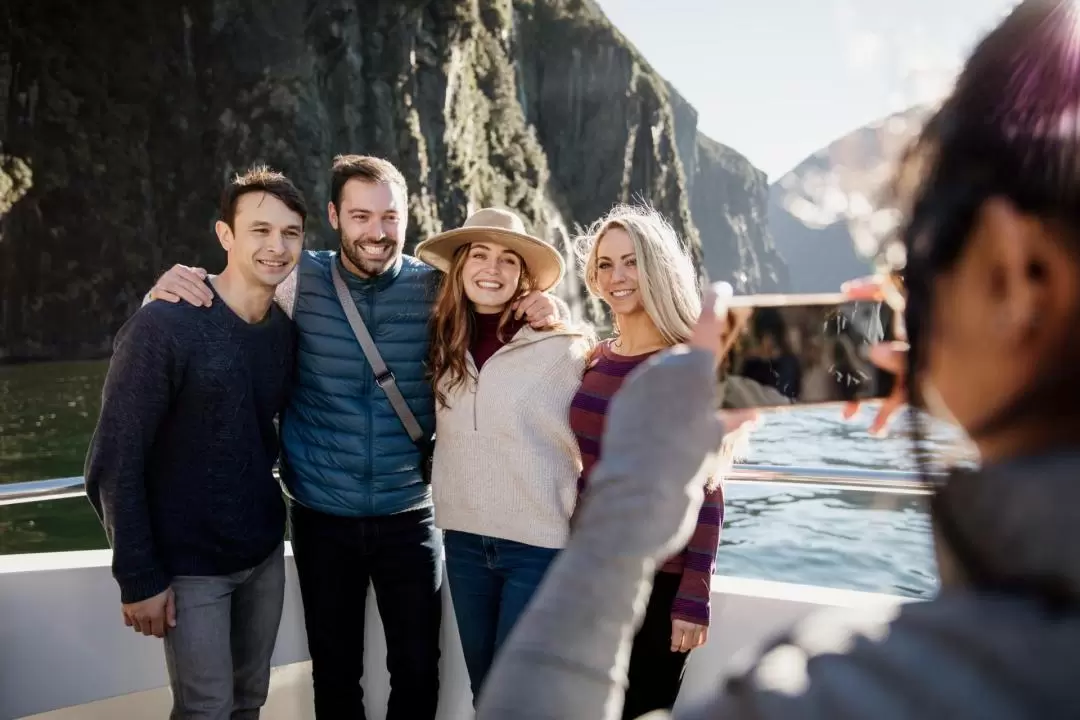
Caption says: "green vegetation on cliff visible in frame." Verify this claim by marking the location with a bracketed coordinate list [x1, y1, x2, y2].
[1, 0, 781, 361]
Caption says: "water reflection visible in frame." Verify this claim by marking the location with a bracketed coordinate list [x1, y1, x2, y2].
[719, 483, 936, 598]
[0, 361, 107, 485]
[0, 360, 943, 599]
[0, 497, 107, 555]
[740, 403, 972, 472]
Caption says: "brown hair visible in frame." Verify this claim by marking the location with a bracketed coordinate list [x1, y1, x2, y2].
[329, 154, 408, 209]
[428, 243, 537, 407]
[220, 165, 307, 229]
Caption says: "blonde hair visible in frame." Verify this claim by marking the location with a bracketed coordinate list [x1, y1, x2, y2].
[578, 203, 750, 490]
[577, 203, 701, 345]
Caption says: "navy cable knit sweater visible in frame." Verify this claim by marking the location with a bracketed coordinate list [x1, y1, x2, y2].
[85, 287, 295, 603]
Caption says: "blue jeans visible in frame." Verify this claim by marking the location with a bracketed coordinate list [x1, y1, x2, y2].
[443, 530, 559, 701]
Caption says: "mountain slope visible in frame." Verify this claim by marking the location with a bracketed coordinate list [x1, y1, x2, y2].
[1, 0, 780, 360]
[768, 106, 929, 292]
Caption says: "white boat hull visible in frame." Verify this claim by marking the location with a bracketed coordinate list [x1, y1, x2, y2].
[0, 544, 912, 720]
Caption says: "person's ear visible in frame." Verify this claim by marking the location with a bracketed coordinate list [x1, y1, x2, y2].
[215, 220, 234, 253]
[976, 197, 1074, 350]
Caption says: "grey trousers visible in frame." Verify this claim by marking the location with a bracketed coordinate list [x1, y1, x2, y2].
[163, 543, 286, 720]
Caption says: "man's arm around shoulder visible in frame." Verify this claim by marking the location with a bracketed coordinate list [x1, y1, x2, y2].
[142, 260, 303, 319]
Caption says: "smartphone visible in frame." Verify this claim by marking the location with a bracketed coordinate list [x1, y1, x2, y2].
[717, 292, 900, 410]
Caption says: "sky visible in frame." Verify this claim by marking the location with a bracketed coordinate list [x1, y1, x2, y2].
[593, 0, 1019, 180]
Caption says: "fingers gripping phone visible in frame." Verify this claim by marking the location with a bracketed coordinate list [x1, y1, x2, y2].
[717, 293, 901, 410]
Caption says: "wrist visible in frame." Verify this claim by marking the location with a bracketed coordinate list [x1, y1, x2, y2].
[118, 569, 170, 605]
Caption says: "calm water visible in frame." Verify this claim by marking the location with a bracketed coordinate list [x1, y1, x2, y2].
[0, 361, 956, 599]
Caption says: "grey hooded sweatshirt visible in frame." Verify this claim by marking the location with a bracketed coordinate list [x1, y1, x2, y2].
[475, 345, 1080, 719]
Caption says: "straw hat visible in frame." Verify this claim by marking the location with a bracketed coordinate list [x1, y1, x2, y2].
[415, 207, 565, 292]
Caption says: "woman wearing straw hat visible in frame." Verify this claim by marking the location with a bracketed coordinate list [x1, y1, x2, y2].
[415, 207, 594, 702]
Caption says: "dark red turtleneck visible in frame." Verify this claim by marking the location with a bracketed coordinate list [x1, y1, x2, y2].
[470, 311, 525, 369]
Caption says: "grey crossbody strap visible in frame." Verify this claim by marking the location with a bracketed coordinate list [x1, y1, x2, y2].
[330, 260, 425, 443]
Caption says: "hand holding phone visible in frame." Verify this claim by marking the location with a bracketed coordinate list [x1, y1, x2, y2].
[840, 275, 910, 434]
[688, 282, 735, 360]
[689, 282, 762, 436]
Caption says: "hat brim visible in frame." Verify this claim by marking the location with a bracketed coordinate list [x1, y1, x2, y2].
[415, 226, 566, 292]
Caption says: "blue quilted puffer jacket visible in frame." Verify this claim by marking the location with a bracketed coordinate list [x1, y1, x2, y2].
[280, 250, 436, 517]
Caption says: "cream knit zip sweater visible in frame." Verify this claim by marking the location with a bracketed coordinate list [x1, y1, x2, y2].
[432, 325, 593, 549]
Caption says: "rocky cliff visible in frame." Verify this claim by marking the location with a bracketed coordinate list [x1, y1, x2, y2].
[1, 0, 780, 361]
[692, 133, 787, 291]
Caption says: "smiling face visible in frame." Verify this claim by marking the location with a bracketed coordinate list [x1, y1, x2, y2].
[215, 190, 304, 289]
[460, 240, 523, 314]
[329, 178, 407, 277]
[593, 226, 644, 317]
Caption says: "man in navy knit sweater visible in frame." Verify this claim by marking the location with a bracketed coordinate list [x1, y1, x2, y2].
[85, 166, 306, 719]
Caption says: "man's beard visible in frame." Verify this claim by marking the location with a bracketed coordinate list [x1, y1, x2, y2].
[339, 230, 400, 278]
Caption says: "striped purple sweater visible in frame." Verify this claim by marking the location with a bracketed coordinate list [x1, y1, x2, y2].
[569, 340, 723, 626]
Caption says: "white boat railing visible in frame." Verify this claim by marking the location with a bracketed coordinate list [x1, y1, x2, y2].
[0, 463, 933, 508]
[0, 465, 928, 718]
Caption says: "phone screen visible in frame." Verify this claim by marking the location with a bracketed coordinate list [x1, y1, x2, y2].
[718, 293, 899, 410]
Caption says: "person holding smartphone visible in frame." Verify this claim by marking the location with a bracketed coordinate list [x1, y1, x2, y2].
[476, 1, 1080, 717]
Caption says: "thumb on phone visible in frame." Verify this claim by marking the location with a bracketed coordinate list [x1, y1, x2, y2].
[690, 282, 735, 359]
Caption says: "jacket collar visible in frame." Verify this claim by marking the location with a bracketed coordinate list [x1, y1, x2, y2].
[334, 251, 403, 292]
[463, 324, 592, 374]
[505, 323, 590, 348]
[938, 448, 1080, 602]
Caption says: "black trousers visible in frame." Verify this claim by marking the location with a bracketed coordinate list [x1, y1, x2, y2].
[290, 503, 443, 720]
[622, 570, 691, 720]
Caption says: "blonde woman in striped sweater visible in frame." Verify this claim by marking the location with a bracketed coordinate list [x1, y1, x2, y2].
[570, 203, 748, 719]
